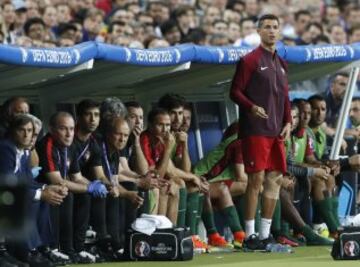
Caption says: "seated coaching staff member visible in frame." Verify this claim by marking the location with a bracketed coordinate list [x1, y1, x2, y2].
[36, 111, 107, 264]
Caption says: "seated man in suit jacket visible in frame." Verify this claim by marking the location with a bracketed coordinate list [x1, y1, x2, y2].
[0, 114, 67, 267]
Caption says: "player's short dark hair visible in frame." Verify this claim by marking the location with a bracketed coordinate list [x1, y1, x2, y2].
[158, 93, 186, 111]
[76, 99, 100, 117]
[352, 97, 360, 102]
[125, 101, 142, 109]
[257, 14, 280, 28]
[8, 114, 34, 136]
[147, 107, 169, 125]
[308, 94, 325, 106]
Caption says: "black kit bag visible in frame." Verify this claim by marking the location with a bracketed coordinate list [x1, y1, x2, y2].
[125, 228, 193, 261]
[332, 227, 360, 260]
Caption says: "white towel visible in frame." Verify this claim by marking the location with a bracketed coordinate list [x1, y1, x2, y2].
[131, 218, 157, 236]
[131, 214, 173, 235]
[140, 214, 173, 229]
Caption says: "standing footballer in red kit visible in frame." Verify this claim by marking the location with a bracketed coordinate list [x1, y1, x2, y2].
[230, 14, 291, 250]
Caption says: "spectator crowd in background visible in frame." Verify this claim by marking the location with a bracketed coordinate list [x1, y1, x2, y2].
[0, 0, 360, 49]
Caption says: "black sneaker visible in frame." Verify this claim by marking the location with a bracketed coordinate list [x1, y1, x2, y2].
[0, 250, 29, 267]
[86, 245, 107, 263]
[26, 250, 54, 267]
[243, 234, 262, 251]
[88, 239, 116, 262]
[112, 248, 126, 261]
[259, 235, 277, 250]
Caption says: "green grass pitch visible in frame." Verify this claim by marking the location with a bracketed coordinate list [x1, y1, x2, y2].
[69, 246, 360, 266]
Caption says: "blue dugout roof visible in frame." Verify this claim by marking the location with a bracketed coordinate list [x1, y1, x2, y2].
[1, 41, 360, 67]
[0, 42, 358, 105]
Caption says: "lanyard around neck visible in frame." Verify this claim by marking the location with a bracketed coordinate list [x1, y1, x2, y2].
[102, 142, 117, 185]
[77, 141, 90, 162]
[57, 147, 68, 179]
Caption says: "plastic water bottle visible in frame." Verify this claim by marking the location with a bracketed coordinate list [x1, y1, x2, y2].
[265, 243, 293, 253]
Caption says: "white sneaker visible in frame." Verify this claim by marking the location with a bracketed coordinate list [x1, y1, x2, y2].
[78, 250, 96, 263]
[51, 249, 70, 260]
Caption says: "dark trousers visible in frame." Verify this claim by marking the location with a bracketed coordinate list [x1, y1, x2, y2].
[90, 197, 107, 241]
[37, 202, 52, 248]
[50, 192, 74, 252]
[118, 182, 138, 247]
[73, 193, 91, 252]
[106, 196, 121, 249]
[293, 181, 312, 229]
[89, 182, 140, 250]
[7, 200, 43, 260]
[90, 195, 122, 249]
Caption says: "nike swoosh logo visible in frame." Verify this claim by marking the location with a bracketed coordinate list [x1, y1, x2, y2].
[260, 67, 268, 71]
[293, 200, 300, 204]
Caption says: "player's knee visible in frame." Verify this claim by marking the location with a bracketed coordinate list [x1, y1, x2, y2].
[263, 174, 282, 199]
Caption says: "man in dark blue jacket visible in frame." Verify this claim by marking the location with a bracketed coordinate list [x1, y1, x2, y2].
[0, 114, 68, 267]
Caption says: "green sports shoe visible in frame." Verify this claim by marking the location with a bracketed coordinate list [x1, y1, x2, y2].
[302, 225, 334, 246]
[306, 233, 334, 246]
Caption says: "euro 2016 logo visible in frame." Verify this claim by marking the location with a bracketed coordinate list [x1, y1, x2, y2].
[135, 241, 150, 258]
[343, 240, 360, 257]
